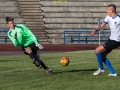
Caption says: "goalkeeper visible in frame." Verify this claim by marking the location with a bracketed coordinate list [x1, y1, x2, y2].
[6, 17, 52, 73]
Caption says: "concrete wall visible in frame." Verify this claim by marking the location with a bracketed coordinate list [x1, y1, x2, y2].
[0, 1, 24, 30]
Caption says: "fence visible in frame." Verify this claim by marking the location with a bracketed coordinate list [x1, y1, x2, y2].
[64, 30, 110, 45]
[0, 30, 11, 43]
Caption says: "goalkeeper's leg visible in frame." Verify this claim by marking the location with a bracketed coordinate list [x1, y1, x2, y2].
[35, 55, 48, 69]
[29, 53, 42, 68]
[24, 47, 42, 68]
[35, 50, 52, 73]
[31, 54, 52, 73]
[24, 44, 52, 73]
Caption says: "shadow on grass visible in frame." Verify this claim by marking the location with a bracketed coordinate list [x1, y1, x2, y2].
[52, 69, 97, 74]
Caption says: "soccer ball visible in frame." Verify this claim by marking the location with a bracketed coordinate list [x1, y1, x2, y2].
[60, 56, 69, 66]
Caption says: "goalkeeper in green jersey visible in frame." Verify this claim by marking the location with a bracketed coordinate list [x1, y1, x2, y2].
[6, 17, 52, 73]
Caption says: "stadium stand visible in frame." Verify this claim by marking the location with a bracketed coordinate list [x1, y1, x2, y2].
[17, 0, 50, 44]
[0, 0, 24, 43]
[0, 0, 50, 44]
[0, 0, 120, 44]
[40, 0, 120, 44]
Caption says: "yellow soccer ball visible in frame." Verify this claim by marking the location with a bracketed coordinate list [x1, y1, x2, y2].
[60, 56, 69, 66]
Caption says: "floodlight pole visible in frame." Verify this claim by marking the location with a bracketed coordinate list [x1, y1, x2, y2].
[98, 20, 100, 46]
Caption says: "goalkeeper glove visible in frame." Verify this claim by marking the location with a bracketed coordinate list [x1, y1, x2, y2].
[36, 43, 44, 49]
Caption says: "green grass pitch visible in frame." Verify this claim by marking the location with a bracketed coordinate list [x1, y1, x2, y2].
[0, 50, 120, 90]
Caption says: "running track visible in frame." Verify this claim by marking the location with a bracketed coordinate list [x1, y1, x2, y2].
[0, 44, 120, 55]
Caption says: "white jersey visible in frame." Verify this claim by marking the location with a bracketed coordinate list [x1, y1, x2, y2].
[104, 14, 120, 42]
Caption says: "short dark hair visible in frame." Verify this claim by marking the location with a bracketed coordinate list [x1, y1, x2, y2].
[6, 17, 14, 23]
[107, 4, 116, 13]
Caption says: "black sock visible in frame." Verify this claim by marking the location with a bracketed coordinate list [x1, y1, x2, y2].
[35, 55, 48, 69]
[29, 53, 43, 67]
[40, 60, 48, 69]
[29, 53, 48, 69]
[29, 53, 37, 62]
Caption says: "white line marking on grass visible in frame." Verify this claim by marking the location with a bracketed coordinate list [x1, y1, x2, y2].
[0, 62, 92, 73]
[0, 68, 33, 73]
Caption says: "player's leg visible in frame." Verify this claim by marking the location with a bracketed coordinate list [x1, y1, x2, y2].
[31, 43, 52, 73]
[23, 46, 41, 67]
[93, 39, 119, 76]
[103, 40, 120, 76]
[35, 55, 52, 73]
[96, 39, 119, 76]
[93, 45, 106, 75]
[102, 51, 117, 76]
[95, 45, 106, 70]
[35, 55, 46, 68]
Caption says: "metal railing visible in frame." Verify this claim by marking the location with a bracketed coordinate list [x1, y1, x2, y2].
[63, 30, 110, 44]
[0, 30, 11, 43]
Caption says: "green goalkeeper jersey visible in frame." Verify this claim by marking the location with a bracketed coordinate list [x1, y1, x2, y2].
[7, 24, 39, 47]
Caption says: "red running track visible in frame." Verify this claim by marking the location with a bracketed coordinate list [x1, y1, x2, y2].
[0, 44, 120, 51]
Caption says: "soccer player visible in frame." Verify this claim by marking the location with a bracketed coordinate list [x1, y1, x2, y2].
[6, 17, 52, 73]
[91, 4, 120, 76]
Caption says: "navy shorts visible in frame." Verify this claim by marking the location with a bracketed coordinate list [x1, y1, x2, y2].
[102, 39, 120, 52]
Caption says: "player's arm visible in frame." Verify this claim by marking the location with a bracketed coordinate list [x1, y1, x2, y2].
[7, 32, 20, 47]
[91, 22, 106, 36]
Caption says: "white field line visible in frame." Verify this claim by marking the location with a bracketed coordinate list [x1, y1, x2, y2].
[0, 62, 92, 73]
[0, 68, 34, 73]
